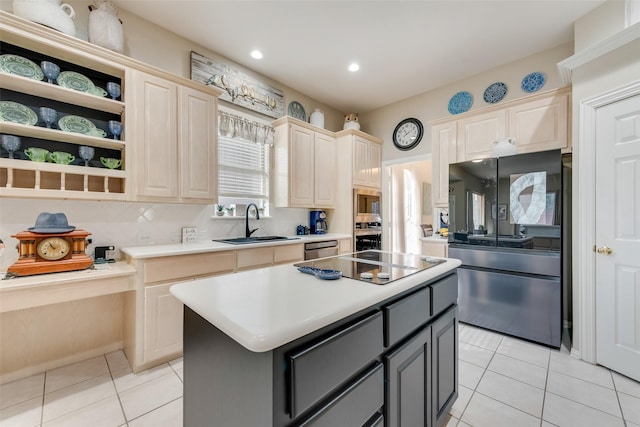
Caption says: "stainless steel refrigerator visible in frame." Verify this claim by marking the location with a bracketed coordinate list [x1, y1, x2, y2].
[448, 149, 569, 348]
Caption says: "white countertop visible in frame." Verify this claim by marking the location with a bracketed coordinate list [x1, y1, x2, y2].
[170, 256, 460, 353]
[420, 235, 449, 243]
[121, 233, 351, 259]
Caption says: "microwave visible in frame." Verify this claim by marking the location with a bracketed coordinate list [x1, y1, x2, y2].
[354, 189, 381, 223]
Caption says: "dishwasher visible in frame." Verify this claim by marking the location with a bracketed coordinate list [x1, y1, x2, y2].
[304, 240, 339, 260]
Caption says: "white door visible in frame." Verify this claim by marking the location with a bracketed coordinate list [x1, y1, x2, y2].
[595, 93, 640, 382]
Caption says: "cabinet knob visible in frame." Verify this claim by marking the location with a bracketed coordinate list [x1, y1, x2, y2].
[596, 246, 613, 255]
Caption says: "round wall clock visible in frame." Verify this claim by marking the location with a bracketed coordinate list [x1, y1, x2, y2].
[393, 118, 424, 150]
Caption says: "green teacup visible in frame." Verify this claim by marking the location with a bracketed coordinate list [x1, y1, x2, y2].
[24, 147, 50, 162]
[48, 151, 75, 165]
[100, 157, 121, 169]
[91, 128, 107, 138]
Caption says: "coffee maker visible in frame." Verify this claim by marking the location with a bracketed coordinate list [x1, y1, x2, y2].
[310, 210, 328, 234]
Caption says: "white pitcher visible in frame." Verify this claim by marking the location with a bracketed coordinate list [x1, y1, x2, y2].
[88, 0, 124, 53]
[13, 0, 76, 36]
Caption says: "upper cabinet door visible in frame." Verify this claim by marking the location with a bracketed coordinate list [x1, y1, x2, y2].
[130, 70, 178, 199]
[368, 141, 382, 189]
[431, 121, 457, 207]
[179, 86, 217, 201]
[352, 136, 370, 187]
[289, 124, 315, 207]
[458, 109, 506, 161]
[314, 132, 336, 207]
[508, 92, 569, 154]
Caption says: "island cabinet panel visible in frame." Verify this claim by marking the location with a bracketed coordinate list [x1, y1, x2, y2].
[385, 327, 431, 427]
[383, 286, 431, 348]
[431, 307, 458, 427]
[298, 363, 384, 427]
[289, 311, 383, 418]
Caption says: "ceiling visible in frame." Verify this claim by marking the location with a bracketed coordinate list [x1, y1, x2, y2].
[112, 0, 605, 113]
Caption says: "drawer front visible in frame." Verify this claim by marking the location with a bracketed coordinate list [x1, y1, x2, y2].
[431, 273, 458, 317]
[236, 247, 273, 270]
[299, 363, 383, 427]
[383, 286, 430, 348]
[289, 311, 383, 418]
[143, 251, 235, 284]
[274, 243, 304, 264]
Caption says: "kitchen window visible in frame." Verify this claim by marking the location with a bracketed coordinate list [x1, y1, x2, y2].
[217, 109, 274, 214]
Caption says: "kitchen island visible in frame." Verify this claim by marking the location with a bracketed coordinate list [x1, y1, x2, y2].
[170, 251, 461, 426]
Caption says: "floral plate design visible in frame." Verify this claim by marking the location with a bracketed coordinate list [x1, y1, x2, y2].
[483, 82, 508, 104]
[288, 101, 306, 121]
[58, 115, 99, 135]
[0, 101, 38, 125]
[0, 54, 44, 81]
[448, 91, 473, 115]
[521, 72, 546, 93]
[57, 71, 95, 93]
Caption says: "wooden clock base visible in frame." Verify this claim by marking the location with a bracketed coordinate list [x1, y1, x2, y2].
[7, 256, 94, 277]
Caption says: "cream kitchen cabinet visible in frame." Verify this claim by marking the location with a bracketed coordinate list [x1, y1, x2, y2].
[457, 109, 506, 161]
[124, 250, 236, 372]
[458, 88, 570, 161]
[123, 243, 303, 372]
[272, 117, 336, 208]
[430, 121, 457, 207]
[237, 243, 304, 271]
[421, 237, 449, 258]
[430, 88, 570, 208]
[127, 69, 218, 204]
[0, 13, 128, 201]
[352, 134, 382, 189]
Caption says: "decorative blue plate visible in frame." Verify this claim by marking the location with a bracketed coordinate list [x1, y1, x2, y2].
[521, 72, 546, 93]
[288, 101, 306, 121]
[315, 269, 342, 280]
[448, 91, 473, 115]
[297, 266, 320, 275]
[483, 82, 508, 103]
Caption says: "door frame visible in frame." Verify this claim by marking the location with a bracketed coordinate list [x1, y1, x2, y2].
[381, 154, 431, 253]
[576, 81, 640, 363]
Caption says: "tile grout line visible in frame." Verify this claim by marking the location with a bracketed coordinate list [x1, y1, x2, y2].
[456, 331, 504, 427]
[39, 370, 46, 427]
[106, 354, 130, 427]
[610, 370, 629, 427]
[539, 348, 551, 427]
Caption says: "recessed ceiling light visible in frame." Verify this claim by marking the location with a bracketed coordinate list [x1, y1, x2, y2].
[348, 63, 360, 72]
[251, 50, 263, 59]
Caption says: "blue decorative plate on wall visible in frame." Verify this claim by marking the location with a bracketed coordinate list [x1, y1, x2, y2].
[483, 82, 508, 103]
[448, 91, 473, 115]
[521, 72, 546, 93]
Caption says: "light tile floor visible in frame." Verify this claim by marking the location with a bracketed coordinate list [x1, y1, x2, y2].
[1, 323, 639, 427]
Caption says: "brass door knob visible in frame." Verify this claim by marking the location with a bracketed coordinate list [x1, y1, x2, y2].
[597, 246, 613, 255]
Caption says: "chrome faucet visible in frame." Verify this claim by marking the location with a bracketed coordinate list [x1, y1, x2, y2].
[245, 203, 260, 238]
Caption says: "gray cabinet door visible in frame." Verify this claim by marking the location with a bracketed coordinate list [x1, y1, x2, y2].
[385, 327, 432, 427]
[431, 307, 458, 427]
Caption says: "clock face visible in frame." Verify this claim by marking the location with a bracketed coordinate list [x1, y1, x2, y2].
[36, 237, 71, 261]
[393, 118, 423, 150]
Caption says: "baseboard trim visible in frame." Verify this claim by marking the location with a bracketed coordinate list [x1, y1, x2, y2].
[0, 342, 123, 385]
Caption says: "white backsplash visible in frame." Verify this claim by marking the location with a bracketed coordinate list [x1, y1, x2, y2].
[0, 198, 309, 270]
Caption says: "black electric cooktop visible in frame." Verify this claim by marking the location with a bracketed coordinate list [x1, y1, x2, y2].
[294, 250, 446, 285]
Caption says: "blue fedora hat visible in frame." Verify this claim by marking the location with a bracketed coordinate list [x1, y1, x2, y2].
[28, 212, 76, 233]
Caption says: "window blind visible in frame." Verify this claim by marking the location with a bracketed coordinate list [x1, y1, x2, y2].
[218, 134, 270, 200]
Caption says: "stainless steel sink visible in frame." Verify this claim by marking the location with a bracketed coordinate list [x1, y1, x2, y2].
[214, 236, 299, 245]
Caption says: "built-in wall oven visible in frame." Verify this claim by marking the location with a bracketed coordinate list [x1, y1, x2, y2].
[354, 189, 382, 251]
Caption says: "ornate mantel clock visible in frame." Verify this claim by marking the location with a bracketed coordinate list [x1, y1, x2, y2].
[7, 213, 93, 277]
